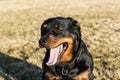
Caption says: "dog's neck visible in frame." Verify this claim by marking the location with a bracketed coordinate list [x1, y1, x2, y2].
[57, 41, 83, 66]
[49, 41, 85, 78]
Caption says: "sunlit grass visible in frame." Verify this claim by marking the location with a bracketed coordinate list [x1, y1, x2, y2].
[0, 0, 120, 80]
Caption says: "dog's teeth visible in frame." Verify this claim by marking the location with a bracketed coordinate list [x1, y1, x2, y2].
[59, 44, 63, 55]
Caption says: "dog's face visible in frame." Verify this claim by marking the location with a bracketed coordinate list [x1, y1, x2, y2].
[39, 17, 81, 66]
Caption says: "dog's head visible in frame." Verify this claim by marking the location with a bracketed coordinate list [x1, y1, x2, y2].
[39, 17, 81, 66]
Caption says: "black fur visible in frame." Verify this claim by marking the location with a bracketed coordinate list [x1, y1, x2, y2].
[39, 17, 94, 80]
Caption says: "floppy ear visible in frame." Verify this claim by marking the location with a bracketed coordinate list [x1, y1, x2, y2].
[67, 17, 80, 28]
[67, 17, 81, 52]
[67, 17, 81, 36]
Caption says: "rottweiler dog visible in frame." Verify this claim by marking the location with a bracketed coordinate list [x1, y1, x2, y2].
[39, 17, 94, 80]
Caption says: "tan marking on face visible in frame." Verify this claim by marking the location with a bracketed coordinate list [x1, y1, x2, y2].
[54, 23, 59, 29]
[70, 33, 76, 39]
[42, 24, 48, 28]
[48, 35, 73, 62]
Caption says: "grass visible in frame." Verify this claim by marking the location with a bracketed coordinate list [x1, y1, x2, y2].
[0, 0, 120, 80]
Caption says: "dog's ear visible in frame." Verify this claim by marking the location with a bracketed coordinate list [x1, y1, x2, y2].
[67, 17, 81, 52]
[67, 17, 80, 28]
[67, 17, 81, 35]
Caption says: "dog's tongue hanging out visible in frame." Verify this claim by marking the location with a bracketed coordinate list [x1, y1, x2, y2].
[46, 44, 63, 66]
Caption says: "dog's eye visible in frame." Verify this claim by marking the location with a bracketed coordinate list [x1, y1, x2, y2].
[62, 34, 66, 37]
[41, 27, 48, 32]
[41, 27, 48, 35]
[41, 27, 47, 31]
[49, 30, 58, 36]
[51, 30, 55, 34]
[54, 23, 63, 31]
[52, 30, 58, 35]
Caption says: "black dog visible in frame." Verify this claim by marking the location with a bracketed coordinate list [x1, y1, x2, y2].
[39, 17, 94, 80]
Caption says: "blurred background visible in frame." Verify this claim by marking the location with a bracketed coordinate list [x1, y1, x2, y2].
[0, 0, 120, 80]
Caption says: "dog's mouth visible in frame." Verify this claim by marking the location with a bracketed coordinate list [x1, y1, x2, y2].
[46, 43, 68, 66]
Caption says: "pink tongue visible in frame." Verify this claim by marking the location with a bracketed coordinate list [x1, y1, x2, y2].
[46, 44, 63, 66]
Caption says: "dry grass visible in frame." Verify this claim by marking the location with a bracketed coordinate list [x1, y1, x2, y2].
[0, 0, 120, 80]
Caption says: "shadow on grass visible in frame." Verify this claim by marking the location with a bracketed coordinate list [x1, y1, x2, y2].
[0, 52, 42, 80]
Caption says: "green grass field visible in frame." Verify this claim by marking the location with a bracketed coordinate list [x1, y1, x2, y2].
[0, 0, 120, 80]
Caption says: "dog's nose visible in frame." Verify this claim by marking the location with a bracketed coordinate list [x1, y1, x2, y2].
[39, 38, 48, 48]
[39, 39, 47, 44]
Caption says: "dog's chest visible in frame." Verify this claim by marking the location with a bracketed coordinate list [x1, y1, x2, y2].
[48, 63, 80, 79]
[47, 65, 89, 80]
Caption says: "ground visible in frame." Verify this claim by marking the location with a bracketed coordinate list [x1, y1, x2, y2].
[0, 0, 120, 80]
